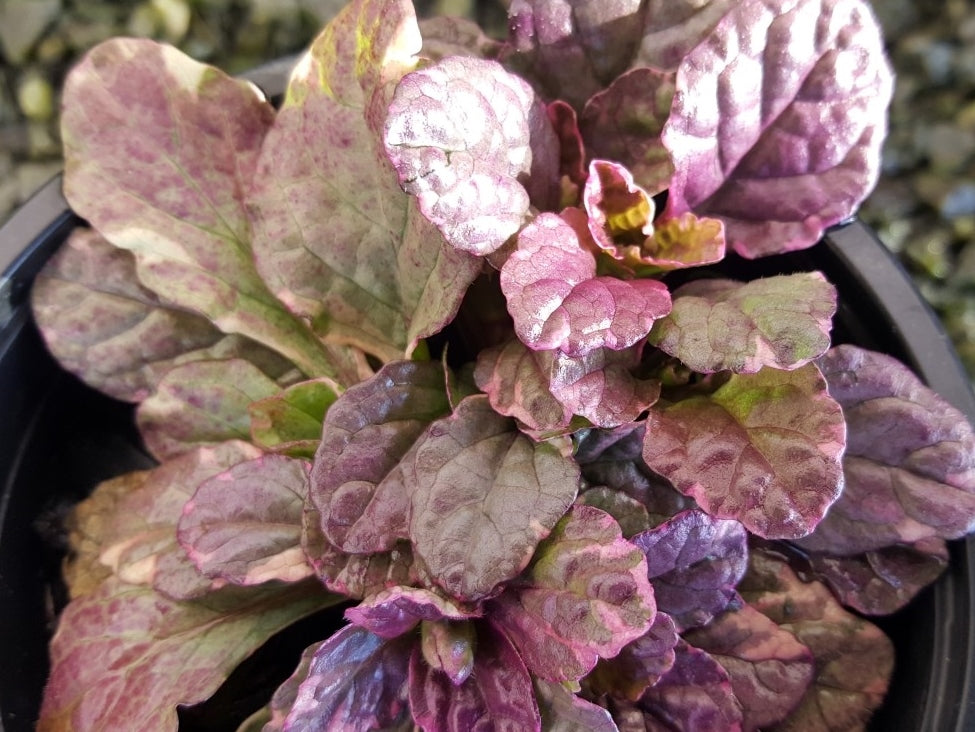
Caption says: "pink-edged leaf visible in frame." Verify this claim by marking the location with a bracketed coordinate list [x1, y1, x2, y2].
[631, 509, 747, 631]
[408, 621, 541, 732]
[384, 55, 560, 256]
[177, 454, 313, 586]
[576, 487, 654, 539]
[345, 586, 479, 639]
[60, 38, 336, 379]
[584, 611, 679, 702]
[249, 0, 480, 363]
[38, 577, 339, 732]
[309, 360, 451, 554]
[248, 378, 338, 458]
[661, 0, 894, 258]
[407, 396, 580, 601]
[797, 345, 975, 554]
[30, 228, 290, 403]
[281, 626, 413, 731]
[685, 603, 815, 731]
[804, 538, 950, 616]
[642, 364, 846, 539]
[490, 505, 656, 683]
[579, 68, 675, 195]
[135, 358, 280, 460]
[633, 0, 735, 71]
[576, 424, 696, 524]
[738, 550, 894, 731]
[583, 160, 656, 253]
[637, 640, 744, 731]
[533, 678, 618, 732]
[500, 212, 672, 357]
[419, 15, 503, 61]
[648, 274, 837, 374]
[506, 0, 647, 109]
[548, 100, 588, 198]
[420, 619, 478, 686]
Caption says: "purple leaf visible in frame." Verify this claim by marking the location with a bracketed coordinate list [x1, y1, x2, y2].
[642, 364, 846, 539]
[661, 0, 894, 258]
[384, 55, 560, 256]
[345, 586, 479, 639]
[794, 345, 975, 555]
[631, 509, 747, 631]
[738, 550, 894, 731]
[633, 0, 735, 72]
[406, 395, 580, 601]
[249, 0, 480, 363]
[548, 100, 588, 197]
[420, 620, 477, 686]
[579, 67, 675, 195]
[584, 611, 679, 701]
[177, 454, 313, 586]
[419, 16, 503, 61]
[490, 505, 656, 682]
[685, 603, 815, 731]
[135, 359, 280, 460]
[648, 274, 837, 374]
[506, 0, 648, 109]
[804, 538, 950, 616]
[60, 38, 337, 379]
[39, 577, 339, 730]
[533, 678, 618, 732]
[248, 378, 338, 458]
[309, 361, 451, 554]
[408, 621, 541, 732]
[637, 640, 744, 731]
[281, 626, 413, 731]
[500, 212, 672, 357]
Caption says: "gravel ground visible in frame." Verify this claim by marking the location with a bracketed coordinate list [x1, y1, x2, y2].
[2, 0, 972, 374]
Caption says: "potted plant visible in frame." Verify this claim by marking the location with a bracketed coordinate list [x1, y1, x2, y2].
[4, 0, 975, 729]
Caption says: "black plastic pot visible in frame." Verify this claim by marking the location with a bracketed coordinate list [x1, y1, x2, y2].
[3, 65, 975, 732]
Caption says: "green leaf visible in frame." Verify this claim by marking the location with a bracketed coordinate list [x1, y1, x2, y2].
[249, 378, 338, 458]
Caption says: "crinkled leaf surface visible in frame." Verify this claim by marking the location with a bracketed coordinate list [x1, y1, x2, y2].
[506, 0, 647, 109]
[38, 577, 338, 732]
[248, 377, 337, 458]
[501, 212, 672, 357]
[30, 228, 291, 403]
[281, 626, 413, 731]
[533, 678, 618, 732]
[579, 68, 675, 195]
[310, 360, 451, 554]
[797, 345, 975, 554]
[178, 454, 313, 586]
[649, 274, 836, 374]
[248, 0, 479, 362]
[584, 611, 678, 701]
[738, 550, 894, 731]
[642, 364, 846, 539]
[408, 621, 541, 732]
[384, 55, 559, 255]
[661, 0, 894, 257]
[490, 505, 655, 682]
[633, 0, 734, 71]
[407, 395, 580, 601]
[804, 539, 949, 616]
[631, 509, 747, 631]
[419, 16, 503, 61]
[345, 586, 478, 639]
[60, 38, 336, 378]
[685, 603, 815, 731]
[136, 358, 280, 460]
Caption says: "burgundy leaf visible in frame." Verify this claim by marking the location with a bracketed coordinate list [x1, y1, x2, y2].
[345, 586, 479, 639]
[631, 509, 747, 631]
[500, 212, 672, 357]
[281, 626, 413, 731]
[642, 364, 846, 539]
[384, 56, 560, 255]
[685, 603, 815, 731]
[661, 0, 894, 257]
[584, 611, 679, 701]
[309, 361, 451, 554]
[406, 395, 580, 601]
[548, 100, 588, 196]
[579, 67, 675, 195]
[177, 455, 313, 586]
[534, 678, 618, 732]
[490, 505, 656, 682]
[648, 274, 837, 374]
[796, 345, 975, 554]
[576, 487, 654, 538]
[408, 621, 541, 732]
